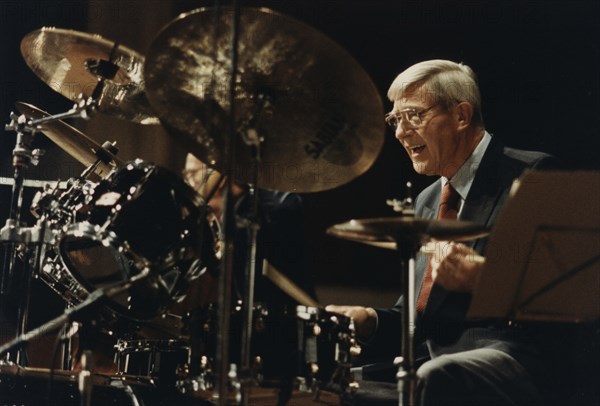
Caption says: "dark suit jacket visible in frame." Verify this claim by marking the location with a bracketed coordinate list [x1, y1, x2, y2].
[363, 136, 557, 364]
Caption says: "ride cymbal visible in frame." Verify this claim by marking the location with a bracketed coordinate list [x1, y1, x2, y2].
[15, 102, 122, 178]
[21, 27, 159, 125]
[327, 217, 490, 248]
[144, 7, 385, 193]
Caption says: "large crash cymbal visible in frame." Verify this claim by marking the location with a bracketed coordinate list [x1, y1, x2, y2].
[144, 7, 385, 193]
[21, 27, 159, 125]
[15, 102, 122, 179]
[327, 217, 490, 249]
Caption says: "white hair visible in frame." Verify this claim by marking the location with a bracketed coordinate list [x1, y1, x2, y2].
[387, 59, 484, 127]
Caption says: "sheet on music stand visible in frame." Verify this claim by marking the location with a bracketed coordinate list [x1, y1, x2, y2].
[468, 170, 600, 323]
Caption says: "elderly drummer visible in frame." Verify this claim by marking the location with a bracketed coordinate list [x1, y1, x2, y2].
[327, 59, 559, 406]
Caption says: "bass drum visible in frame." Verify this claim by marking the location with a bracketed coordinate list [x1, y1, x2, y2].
[57, 159, 223, 321]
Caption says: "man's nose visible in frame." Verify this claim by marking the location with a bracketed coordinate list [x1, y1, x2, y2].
[394, 121, 411, 141]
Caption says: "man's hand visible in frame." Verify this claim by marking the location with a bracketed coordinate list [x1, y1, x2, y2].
[429, 242, 485, 293]
[325, 305, 377, 341]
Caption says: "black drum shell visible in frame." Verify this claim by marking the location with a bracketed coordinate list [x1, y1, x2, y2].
[58, 160, 221, 321]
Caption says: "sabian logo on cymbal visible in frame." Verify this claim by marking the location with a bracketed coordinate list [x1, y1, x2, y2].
[303, 111, 361, 166]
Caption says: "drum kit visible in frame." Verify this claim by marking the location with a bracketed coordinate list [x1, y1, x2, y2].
[0, 6, 487, 406]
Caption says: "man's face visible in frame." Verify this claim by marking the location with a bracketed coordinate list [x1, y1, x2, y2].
[183, 153, 243, 216]
[391, 91, 465, 177]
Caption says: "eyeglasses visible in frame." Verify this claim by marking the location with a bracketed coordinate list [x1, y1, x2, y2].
[385, 104, 438, 130]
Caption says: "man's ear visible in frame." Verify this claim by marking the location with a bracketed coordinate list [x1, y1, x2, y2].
[455, 102, 473, 130]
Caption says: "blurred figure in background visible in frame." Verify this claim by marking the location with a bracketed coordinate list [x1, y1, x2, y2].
[182, 153, 315, 308]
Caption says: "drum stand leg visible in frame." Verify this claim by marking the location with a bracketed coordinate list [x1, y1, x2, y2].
[78, 350, 93, 406]
[60, 319, 77, 370]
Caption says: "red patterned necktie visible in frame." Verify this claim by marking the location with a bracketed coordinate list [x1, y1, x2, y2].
[416, 182, 460, 313]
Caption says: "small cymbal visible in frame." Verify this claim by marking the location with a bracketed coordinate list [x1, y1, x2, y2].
[144, 7, 385, 193]
[21, 27, 159, 125]
[327, 217, 489, 248]
[15, 102, 122, 178]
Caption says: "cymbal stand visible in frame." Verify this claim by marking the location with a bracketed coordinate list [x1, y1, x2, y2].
[0, 99, 96, 365]
[239, 120, 264, 406]
[215, 1, 241, 404]
[0, 112, 38, 365]
[386, 188, 419, 406]
[393, 233, 420, 406]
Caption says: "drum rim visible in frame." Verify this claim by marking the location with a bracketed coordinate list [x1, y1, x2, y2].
[57, 220, 160, 320]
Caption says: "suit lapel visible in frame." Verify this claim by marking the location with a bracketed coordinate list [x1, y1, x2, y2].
[460, 138, 505, 226]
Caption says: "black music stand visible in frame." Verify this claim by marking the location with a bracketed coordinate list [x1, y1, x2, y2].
[468, 170, 600, 322]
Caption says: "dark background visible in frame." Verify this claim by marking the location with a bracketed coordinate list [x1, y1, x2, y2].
[1, 0, 598, 296]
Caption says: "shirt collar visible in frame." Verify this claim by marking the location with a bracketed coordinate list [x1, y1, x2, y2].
[441, 131, 492, 200]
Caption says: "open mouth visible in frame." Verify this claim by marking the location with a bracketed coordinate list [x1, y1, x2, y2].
[409, 145, 426, 154]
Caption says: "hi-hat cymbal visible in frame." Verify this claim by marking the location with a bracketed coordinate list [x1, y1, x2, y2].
[144, 7, 385, 193]
[20, 27, 159, 125]
[327, 217, 490, 248]
[15, 102, 122, 179]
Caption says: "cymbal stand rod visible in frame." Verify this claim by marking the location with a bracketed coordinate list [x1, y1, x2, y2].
[240, 183, 260, 406]
[26, 97, 97, 127]
[215, 2, 241, 404]
[239, 87, 269, 406]
[395, 237, 419, 406]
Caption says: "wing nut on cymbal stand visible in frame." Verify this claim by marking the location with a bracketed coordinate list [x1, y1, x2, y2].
[386, 181, 415, 216]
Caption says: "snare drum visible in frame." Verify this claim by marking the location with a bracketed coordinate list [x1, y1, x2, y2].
[114, 339, 191, 387]
[255, 305, 358, 394]
[56, 159, 222, 321]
